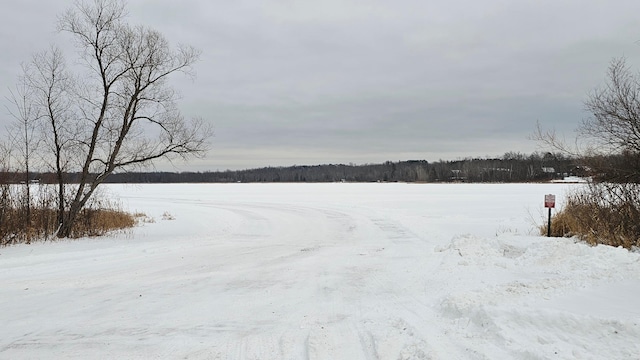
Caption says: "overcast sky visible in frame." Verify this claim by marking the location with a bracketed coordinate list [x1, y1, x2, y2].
[2, 0, 640, 171]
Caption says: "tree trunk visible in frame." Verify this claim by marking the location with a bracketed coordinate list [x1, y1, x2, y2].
[57, 202, 81, 238]
[57, 182, 99, 238]
[24, 161, 31, 244]
[56, 170, 65, 229]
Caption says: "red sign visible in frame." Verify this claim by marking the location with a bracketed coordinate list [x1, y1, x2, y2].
[545, 194, 556, 208]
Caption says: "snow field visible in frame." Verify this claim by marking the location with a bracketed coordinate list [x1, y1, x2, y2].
[0, 183, 639, 359]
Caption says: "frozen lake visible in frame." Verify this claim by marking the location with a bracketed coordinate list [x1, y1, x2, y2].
[1, 183, 639, 359]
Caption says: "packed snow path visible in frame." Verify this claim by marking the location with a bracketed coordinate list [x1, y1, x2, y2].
[1, 183, 639, 359]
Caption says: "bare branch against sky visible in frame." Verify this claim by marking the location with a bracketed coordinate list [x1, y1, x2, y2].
[2, 0, 640, 170]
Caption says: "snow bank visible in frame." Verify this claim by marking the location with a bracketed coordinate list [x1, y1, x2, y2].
[436, 234, 640, 358]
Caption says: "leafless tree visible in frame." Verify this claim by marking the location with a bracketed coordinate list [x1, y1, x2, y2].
[22, 47, 76, 231]
[6, 77, 42, 241]
[581, 57, 640, 182]
[534, 57, 640, 182]
[535, 57, 640, 247]
[583, 58, 640, 154]
[17, 0, 211, 237]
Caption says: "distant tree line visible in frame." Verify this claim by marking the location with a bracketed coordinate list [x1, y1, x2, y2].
[0, 151, 581, 184]
[174, 151, 575, 183]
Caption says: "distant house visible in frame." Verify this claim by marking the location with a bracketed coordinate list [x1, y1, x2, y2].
[450, 169, 466, 181]
[541, 167, 555, 174]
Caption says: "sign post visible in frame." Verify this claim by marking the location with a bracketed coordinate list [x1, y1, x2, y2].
[544, 194, 556, 237]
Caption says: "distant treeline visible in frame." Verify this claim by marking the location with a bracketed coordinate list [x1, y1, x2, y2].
[1, 152, 581, 184]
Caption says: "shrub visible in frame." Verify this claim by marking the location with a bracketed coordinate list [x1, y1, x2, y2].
[0, 183, 138, 246]
[542, 182, 640, 248]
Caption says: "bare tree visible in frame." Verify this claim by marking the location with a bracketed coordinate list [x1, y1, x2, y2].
[535, 57, 640, 247]
[583, 58, 640, 153]
[19, 47, 73, 231]
[6, 77, 42, 242]
[581, 57, 640, 182]
[18, 0, 211, 237]
[534, 57, 640, 182]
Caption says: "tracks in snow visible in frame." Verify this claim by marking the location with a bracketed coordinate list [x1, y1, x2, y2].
[162, 199, 453, 359]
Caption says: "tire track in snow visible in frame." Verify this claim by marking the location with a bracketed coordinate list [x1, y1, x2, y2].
[179, 200, 374, 359]
[352, 214, 484, 359]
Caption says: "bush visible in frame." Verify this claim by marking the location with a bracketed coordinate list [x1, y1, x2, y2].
[542, 182, 640, 248]
[0, 183, 137, 246]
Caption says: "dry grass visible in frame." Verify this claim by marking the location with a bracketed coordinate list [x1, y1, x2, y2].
[542, 183, 640, 249]
[161, 211, 175, 220]
[69, 208, 137, 238]
[0, 184, 138, 246]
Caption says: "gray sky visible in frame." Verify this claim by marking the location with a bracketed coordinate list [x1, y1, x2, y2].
[2, 0, 640, 171]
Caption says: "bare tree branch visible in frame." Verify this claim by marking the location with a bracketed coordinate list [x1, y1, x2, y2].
[11, 0, 211, 237]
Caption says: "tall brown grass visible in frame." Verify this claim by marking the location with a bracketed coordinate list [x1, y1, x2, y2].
[542, 182, 640, 249]
[0, 183, 137, 246]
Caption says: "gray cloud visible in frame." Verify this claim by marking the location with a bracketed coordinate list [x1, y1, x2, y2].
[2, 0, 640, 170]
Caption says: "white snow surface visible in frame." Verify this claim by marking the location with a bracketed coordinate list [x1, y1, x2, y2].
[1, 183, 639, 359]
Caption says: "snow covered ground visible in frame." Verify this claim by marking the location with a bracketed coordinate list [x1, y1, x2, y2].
[1, 183, 639, 359]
